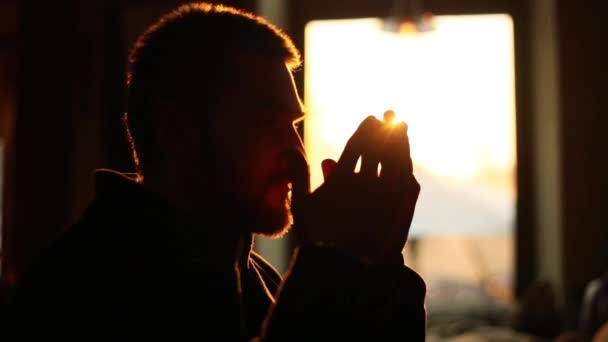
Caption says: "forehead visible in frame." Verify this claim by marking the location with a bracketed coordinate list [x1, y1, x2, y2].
[224, 53, 304, 117]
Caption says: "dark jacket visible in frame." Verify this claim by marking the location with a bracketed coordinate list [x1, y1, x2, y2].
[10, 170, 426, 341]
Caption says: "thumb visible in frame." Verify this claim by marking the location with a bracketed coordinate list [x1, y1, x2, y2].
[321, 159, 337, 182]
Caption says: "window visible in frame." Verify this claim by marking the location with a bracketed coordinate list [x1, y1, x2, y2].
[304, 14, 516, 314]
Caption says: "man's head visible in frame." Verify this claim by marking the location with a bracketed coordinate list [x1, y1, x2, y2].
[125, 3, 306, 237]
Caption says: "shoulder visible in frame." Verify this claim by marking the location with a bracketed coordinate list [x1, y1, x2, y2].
[14, 196, 151, 297]
[14, 216, 109, 296]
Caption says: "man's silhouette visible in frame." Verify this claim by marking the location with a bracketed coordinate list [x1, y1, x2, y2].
[11, 3, 425, 340]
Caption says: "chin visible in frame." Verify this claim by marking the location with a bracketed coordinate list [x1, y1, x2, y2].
[254, 224, 291, 239]
[248, 198, 293, 238]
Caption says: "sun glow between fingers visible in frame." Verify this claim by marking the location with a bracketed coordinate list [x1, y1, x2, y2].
[304, 15, 516, 192]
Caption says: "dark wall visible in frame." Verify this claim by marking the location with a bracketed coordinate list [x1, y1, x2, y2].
[3, 0, 76, 287]
[0, 0, 18, 288]
[557, 0, 608, 327]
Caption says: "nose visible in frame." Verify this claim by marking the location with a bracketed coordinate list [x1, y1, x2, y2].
[277, 122, 306, 172]
[290, 123, 305, 150]
[277, 119, 304, 151]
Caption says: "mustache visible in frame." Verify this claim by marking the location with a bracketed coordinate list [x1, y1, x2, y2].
[267, 171, 292, 188]
[268, 149, 309, 189]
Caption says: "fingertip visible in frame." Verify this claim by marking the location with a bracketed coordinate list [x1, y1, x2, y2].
[383, 110, 396, 124]
[363, 114, 377, 122]
[362, 115, 382, 127]
[350, 115, 381, 148]
[394, 121, 408, 134]
[321, 158, 337, 169]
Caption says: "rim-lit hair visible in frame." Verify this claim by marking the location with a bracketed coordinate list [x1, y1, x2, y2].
[124, 2, 301, 181]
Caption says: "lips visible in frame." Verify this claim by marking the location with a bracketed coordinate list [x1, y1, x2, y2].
[266, 178, 291, 206]
[270, 178, 291, 193]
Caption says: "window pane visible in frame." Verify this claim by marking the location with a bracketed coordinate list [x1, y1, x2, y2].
[304, 14, 516, 312]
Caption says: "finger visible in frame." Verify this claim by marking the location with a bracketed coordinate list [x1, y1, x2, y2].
[388, 176, 420, 252]
[287, 148, 311, 215]
[321, 159, 337, 181]
[380, 121, 413, 182]
[333, 115, 378, 177]
[359, 118, 383, 179]
[400, 121, 413, 174]
[360, 154, 380, 179]
[383, 109, 396, 125]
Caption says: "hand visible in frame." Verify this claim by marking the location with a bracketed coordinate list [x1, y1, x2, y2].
[288, 113, 420, 267]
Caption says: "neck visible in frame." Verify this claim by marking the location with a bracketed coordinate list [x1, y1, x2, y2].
[143, 170, 201, 219]
[143, 170, 255, 268]
[237, 233, 254, 270]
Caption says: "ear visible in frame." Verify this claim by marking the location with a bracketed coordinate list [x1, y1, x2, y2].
[151, 99, 194, 158]
[152, 100, 174, 151]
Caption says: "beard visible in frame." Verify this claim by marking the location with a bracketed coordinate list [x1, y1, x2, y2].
[196, 186, 292, 238]
[244, 186, 293, 238]
[202, 150, 294, 237]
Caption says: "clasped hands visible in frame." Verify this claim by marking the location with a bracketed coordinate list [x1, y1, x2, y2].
[289, 112, 420, 268]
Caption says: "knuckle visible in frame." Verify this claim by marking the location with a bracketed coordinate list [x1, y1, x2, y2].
[359, 115, 380, 132]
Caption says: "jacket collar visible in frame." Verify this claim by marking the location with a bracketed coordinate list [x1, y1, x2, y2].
[92, 169, 253, 269]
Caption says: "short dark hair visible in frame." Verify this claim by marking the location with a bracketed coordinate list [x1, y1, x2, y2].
[124, 2, 301, 180]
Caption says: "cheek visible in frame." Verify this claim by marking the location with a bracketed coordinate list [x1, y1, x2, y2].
[242, 142, 279, 191]
[224, 142, 263, 190]
[214, 125, 280, 193]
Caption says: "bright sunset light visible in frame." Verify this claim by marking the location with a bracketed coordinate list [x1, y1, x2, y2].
[304, 14, 516, 237]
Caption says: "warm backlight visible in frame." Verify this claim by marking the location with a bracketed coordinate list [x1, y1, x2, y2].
[304, 15, 516, 238]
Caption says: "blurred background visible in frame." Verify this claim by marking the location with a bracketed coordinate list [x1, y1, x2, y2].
[0, 0, 606, 340]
